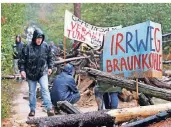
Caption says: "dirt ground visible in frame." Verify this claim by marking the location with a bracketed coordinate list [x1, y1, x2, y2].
[148, 118, 171, 127]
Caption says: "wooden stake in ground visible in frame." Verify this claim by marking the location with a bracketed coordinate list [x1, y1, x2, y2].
[77, 74, 81, 87]
[63, 36, 66, 64]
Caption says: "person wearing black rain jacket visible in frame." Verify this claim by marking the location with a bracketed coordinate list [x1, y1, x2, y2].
[18, 28, 54, 117]
[13, 35, 24, 75]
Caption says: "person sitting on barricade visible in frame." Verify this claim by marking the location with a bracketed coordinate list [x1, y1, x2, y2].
[50, 63, 80, 107]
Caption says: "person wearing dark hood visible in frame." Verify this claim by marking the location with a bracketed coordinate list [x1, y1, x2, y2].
[13, 35, 24, 75]
[18, 28, 54, 117]
[51, 63, 80, 107]
[58, 42, 64, 51]
[94, 49, 121, 110]
[49, 41, 59, 59]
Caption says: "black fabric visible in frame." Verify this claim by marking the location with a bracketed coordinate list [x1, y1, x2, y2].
[13, 35, 24, 59]
[32, 28, 45, 46]
[103, 93, 111, 109]
[18, 29, 54, 81]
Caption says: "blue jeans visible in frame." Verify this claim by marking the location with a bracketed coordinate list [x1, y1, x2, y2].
[94, 87, 105, 110]
[94, 87, 118, 110]
[109, 92, 118, 109]
[13, 59, 20, 74]
[67, 92, 80, 104]
[28, 74, 52, 111]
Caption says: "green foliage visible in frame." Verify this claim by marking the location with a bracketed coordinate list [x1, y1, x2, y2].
[25, 3, 73, 47]
[1, 80, 18, 119]
[1, 3, 26, 119]
[1, 3, 26, 74]
[81, 3, 171, 33]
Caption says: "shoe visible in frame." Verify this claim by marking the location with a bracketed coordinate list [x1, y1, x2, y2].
[28, 110, 35, 117]
[47, 110, 54, 116]
[54, 107, 61, 115]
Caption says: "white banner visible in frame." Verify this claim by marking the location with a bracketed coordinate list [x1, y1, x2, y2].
[64, 10, 122, 48]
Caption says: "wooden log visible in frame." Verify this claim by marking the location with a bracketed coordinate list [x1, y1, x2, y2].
[138, 93, 151, 106]
[54, 56, 87, 65]
[54, 55, 99, 65]
[81, 68, 171, 101]
[163, 60, 171, 64]
[57, 101, 82, 114]
[163, 70, 171, 77]
[27, 103, 171, 126]
[1, 75, 21, 79]
[139, 77, 171, 90]
[139, 77, 154, 86]
[148, 78, 171, 90]
[107, 103, 171, 123]
[122, 109, 171, 127]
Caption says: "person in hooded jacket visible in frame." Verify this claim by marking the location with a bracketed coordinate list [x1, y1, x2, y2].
[51, 63, 80, 107]
[18, 28, 54, 117]
[94, 50, 121, 110]
[13, 35, 24, 75]
[49, 41, 59, 60]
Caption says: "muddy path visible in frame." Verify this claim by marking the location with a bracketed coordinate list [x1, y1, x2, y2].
[1, 81, 97, 127]
[2, 81, 47, 127]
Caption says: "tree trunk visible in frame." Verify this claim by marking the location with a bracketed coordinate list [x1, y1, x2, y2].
[54, 56, 87, 65]
[138, 93, 153, 106]
[139, 77, 171, 90]
[107, 103, 171, 123]
[149, 78, 171, 90]
[73, 3, 81, 45]
[81, 68, 171, 101]
[74, 3, 81, 18]
[27, 103, 171, 126]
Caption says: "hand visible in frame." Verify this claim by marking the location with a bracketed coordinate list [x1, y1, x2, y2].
[21, 71, 26, 79]
[48, 69, 52, 75]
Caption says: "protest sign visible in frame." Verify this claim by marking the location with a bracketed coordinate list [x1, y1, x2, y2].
[103, 21, 162, 78]
[64, 10, 122, 49]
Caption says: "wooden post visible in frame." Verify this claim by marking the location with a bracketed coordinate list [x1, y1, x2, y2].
[63, 36, 66, 64]
[78, 74, 81, 87]
[136, 78, 139, 99]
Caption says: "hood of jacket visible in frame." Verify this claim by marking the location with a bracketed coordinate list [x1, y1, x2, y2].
[15, 35, 21, 43]
[63, 63, 74, 75]
[32, 28, 45, 46]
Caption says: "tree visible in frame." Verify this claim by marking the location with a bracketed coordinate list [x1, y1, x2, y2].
[81, 3, 171, 33]
[25, 3, 73, 46]
[1, 3, 27, 119]
[74, 3, 81, 18]
[1, 3, 26, 74]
